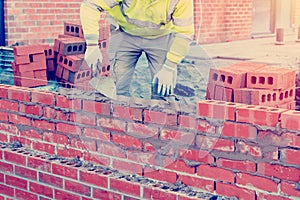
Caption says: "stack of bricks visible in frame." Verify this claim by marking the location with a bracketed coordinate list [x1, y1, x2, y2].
[54, 21, 111, 90]
[206, 62, 297, 110]
[54, 22, 91, 89]
[12, 44, 49, 87]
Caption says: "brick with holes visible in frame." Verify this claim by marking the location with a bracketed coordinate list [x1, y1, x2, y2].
[62, 66, 92, 84]
[246, 66, 296, 90]
[54, 38, 86, 56]
[64, 22, 84, 38]
[56, 54, 88, 72]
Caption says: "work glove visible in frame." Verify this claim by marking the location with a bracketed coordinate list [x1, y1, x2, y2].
[152, 61, 177, 97]
[84, 40, 103, 77]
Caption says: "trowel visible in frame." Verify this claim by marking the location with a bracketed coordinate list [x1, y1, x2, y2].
[89, 76, 117, 100]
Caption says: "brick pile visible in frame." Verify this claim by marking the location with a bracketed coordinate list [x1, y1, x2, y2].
[11, 21, 111, 90]
[12, 44, 49, 87]
[206, 62, 297, 110]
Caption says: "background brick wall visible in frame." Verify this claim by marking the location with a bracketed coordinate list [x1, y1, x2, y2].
[3, 0, 253, 46]
[0, 84, 299, 199]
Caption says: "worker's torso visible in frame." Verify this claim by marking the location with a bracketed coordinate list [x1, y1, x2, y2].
[108, 0, 177, 38]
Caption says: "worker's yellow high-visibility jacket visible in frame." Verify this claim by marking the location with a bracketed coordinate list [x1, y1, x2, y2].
[80, 0, 194, 64]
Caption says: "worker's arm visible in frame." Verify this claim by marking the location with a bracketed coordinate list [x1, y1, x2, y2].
[153, 0, 194, 96]
[166, 0, 194, 66]
[80, 0, 121, 76]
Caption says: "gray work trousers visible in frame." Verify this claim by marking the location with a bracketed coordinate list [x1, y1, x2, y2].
[107, 27, 175, 97]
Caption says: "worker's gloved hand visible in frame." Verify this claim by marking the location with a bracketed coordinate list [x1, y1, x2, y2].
[84, 43, 103, 77]
[152, 61, 177, 97]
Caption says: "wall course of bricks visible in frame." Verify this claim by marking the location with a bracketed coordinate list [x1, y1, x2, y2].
[0, 84, 299, 199]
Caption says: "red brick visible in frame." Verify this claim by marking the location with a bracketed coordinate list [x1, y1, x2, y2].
[0, 86, 7, 98]
[83, 152, 110, 167]
[13, 44, 48, 55]
[258, 162, 300, 182]
[110, 178, 140, 197]
[19, 104, 42, 116]
[43, 132, 68, 145]
[57, 146, 83, 158]
[14, 61, 47, 73]
[236, 141, 262, 158]
[15, 166, 37, 180]
[0, 99, 18, 112]
[214, 85, 233, 102]
[5, 175, 28, 189]
[93, 188, 122, 200]
[39, 172, 63, 187]
[197, 119, 216, 133]
[52, 163, 78, 180]
[0, 132, 8, 142]
[14, 54, 30, 64]
[0, 173, 3, 182]
[196, 135, 234, 152]
[8, 113, 31, 125]
[54, 189, 80, 200]
[7, 87, 30, 101]
[82, 100, 111, 115]
[14, 76, 47, 87]
[144, 110, 177, 126]
[34, 69, 47, 79]
[206, 82, 215, 100]
[281, 148, 300, 165]
[216, 182, 255, 200]
[15, 189, 38, 200]
[56, 54, 85, 72]
[56, 95, 81, 109]
[113, 105, 142, 121]
[208, 67, 246, 89]
[179, 115, 197, 130]
[54, 38, 86, 55]
[98, 142, 126, 158]
[221, 122, 257, 139]
[237, 173, 278, 192]
[178, 175, 214, 192]
[178, 148, 214, 164]
[280, 181, 300, 198]
[0, 123, 19, 134]
[197, 100, 240, 120]
[112, 159, 143, 174]
[216, 158, 256, 172]
[0, 184, 14, 197]
[30, 182, 53, 198]
[44, 45, 55, 59]
[143, 186, 177, 200]
[61, 65, 92, 84]
[127, 122, 158, 138]
[56, 122, 81, 135]
[65, 180, 91, 196]
[32, 119, 55, 131]
[236, 105, 286, 126]
[32, 141, 55, 154]
[80, 170, 108, 188]
[247, 66, 296, 90]
[281, 110, 300, 131]
[0, 161, 12, 174]
[256, 193, 291, 200]
[160, 129, 195, 144]
[112, 133, 142, 149]
[166, 160, 195, 174]
[197, 164, 234, 183]
[70, 138, 97, 152]
[98, 118, 126, 133]
[28, 156, 51, 172]
[64, 21, 84, 38]
[4, 150, 26, 165]
[83, 128, 110, 141]
[144, 168, 177, 183]
[70, 112, 96, 126]
[31, 90, 55, 105]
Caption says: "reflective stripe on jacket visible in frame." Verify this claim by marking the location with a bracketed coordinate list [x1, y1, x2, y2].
[80, 0, 194, 64]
